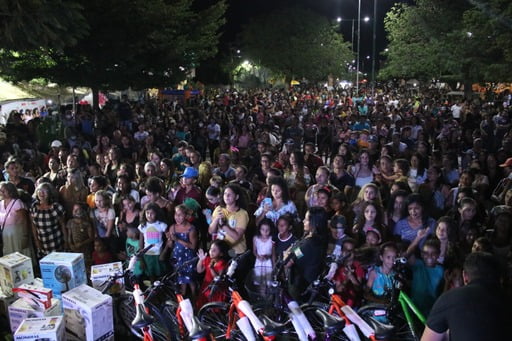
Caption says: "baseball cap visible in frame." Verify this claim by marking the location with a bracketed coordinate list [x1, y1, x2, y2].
[181, 167, 199, 178]
[499, 157, 512, 168]
[51, 140, 62, 148]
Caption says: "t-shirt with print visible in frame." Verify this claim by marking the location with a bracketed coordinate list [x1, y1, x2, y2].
[138, 220, 167, 256]
[91, 208, 116, 238]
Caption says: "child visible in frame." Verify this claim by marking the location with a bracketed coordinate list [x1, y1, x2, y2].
[366, 242, 398, 302]
[410, 239, 444, 317]
[333, 238, 365, 307]
[91, 190, 115, 238]
[327, 214, 348, 257]
[274, 214, 297, 261]
[67, 203, 95, 270]
[163, 204, 198, 296]
[364, 228, 382, 248]
[125, 227, 144, 285]
[138, 203, 168, 281]
[196, 239, 230, 308]
[92, 238, 114, 265]
[253, 218, 275, 285]
[352, 200, 384, 247]
[202, 186, 221, 226]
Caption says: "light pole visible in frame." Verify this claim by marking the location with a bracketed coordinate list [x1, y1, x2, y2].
[337, 15, 369, 94]
[371, 0, 377, 96]
[356, 0, 361, 96]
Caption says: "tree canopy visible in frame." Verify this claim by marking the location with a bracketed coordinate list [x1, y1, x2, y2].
[0, 0, 226, 102]
[240, 6, 354, 83]
[0, 0, 88, 51]
[380, 0, 512, 86]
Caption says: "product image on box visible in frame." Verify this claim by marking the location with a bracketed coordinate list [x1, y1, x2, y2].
[62, 284, 113, 341]
[8, 297, 61, 333]
[90, 261, 124, 295]
[14, 316, 65, 341]
[0, 252, 34, 294]
[39, 252, 86, 298]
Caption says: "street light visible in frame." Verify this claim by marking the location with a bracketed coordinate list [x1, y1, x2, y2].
[371, 0, 377, 96]
[336, 15, 369, 94]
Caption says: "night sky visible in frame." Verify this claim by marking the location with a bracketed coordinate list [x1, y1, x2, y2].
[220, 0, 413, 73]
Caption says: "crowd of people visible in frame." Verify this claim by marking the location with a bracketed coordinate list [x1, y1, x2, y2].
[0, 86, 511, 334]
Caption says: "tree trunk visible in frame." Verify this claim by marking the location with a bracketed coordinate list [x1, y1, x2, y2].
[463, 80, 472, 100]
[92, 87, 100, 110]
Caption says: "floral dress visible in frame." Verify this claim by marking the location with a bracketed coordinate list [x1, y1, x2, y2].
[30, 202, 65, 257]
[171, 225, 196, 284]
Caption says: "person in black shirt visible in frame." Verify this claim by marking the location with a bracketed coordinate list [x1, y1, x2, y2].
[421, 252, 510, 341]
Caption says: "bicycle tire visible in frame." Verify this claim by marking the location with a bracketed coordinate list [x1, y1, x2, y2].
[197, 302, 245, 341]
[300, 302, 351, 341]
[116, 293, 175, 341]
[160, 301, 183, 341]
[251, 303, 299, 341]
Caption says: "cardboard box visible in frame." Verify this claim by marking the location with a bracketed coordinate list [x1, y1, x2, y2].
[62, 284, 114, 341]
[0, 252, 34, 295]
[90, 262, 124, 295]
[40, 252, 86, 298]
[14, 316, 65, 341]
[13, 283, 53, 310]
[8, 297, 61, 333]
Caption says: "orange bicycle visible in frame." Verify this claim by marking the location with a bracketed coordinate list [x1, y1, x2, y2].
[198, 252, 286, 340]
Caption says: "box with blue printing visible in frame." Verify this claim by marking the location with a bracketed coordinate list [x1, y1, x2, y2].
[39, 252, 86, 298]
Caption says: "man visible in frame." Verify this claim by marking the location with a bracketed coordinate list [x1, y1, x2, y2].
[212, 153, 236, 183]
[421, 252, 510, 341]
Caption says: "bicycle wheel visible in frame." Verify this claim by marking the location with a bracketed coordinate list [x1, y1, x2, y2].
[300, 302, 350, 341]
[252, 303, 298, 341]
[198, 302, 245, 341]
[160, 301, 183, 341]
[116, 293, 175, 341]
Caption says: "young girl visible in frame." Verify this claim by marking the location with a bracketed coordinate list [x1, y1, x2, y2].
[252, 218, 275, 285]
[67, 203, 95, 270]
[333, 238, 365, 307]
[366, 242, 398, 302]
[274, 214, 297, 261]
[138, 203, 168, 281]
[92, 238, 114, 265]
[352, 201, 384, 247]
[163, 204, 198, 296]
[125, 227, 143, 285]
[196, 239, 230, 308]
[91, 190, 115, 238]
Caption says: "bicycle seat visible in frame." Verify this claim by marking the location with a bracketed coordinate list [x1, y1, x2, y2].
[364, 316, 395, 340]
[259, 314, 288, 337]
[189, 316, 213, 340]
[132, 304, 155, 330]
[314, 309, 345, 333]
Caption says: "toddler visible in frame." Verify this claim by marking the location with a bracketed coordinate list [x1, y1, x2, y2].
[67, 203, 95, 270]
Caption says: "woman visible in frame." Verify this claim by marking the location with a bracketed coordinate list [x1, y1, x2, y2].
[349, 149, 374, 188]
[0, 182, 31, 257]
[59, 169, 88, 219]
[385, 190, 409, 237]
[393, 194, 436, 254]
[30, 182, 67, 257]
[254, 176, 298, 225]
[417, 166, 450, 219]
[208, 183, 251, 291]
[286, 206, 329, 300]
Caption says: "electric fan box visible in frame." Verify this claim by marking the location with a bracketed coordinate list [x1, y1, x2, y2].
[8, 297, 61, 333]
[14, 316, 65, 341]
[62, 284, 114, 341]
[39, 252, 86, 298]
[0, 252, 34, 295]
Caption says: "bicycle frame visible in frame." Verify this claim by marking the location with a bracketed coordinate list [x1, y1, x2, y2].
[396, 290, 426, 339]
[225, 290, 276, 341]
[327, 292, 376, 341]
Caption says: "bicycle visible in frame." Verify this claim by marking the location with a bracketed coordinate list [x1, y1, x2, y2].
[357, 257, 427, 341]
[113, 255, 201, 341]
[198, 251, 288, 341]
[245, 247, 318, 341]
